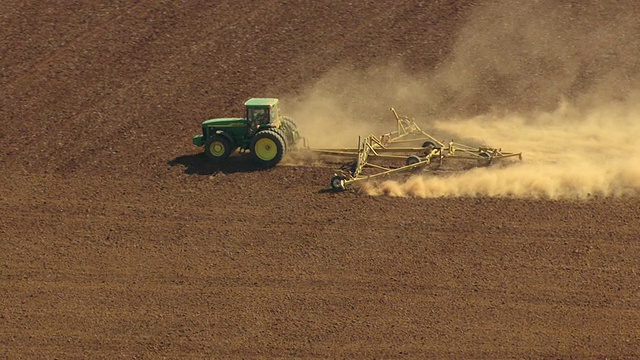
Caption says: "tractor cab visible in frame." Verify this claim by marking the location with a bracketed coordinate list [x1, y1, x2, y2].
[245, 98, 281, 136]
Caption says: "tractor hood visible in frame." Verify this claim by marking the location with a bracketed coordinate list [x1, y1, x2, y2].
[202, 117, 246, 127]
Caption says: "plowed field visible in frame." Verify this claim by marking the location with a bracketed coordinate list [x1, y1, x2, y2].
[2, 1, 639, 358]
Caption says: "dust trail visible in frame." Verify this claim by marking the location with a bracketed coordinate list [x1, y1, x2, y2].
[364, 96, 640, 199]
[362, 1, 640, 198]
[283, 1, 640, 198]
[431, 0, 640, 114]
[281, 65, 430, 149]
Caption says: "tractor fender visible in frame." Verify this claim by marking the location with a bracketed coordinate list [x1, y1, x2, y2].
[215, 130, 235, 147]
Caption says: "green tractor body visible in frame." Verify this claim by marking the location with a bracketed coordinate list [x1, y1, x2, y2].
[192, 98, 300, 167]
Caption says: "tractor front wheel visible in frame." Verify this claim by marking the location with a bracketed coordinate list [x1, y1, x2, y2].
[250, 130, 286, 167]
[204, 135, 233, 162]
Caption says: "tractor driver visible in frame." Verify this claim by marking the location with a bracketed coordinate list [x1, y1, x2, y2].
[254, 109, 267, 124]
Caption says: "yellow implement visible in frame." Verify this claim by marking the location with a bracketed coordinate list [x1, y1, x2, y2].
[319, 108, 522, 191]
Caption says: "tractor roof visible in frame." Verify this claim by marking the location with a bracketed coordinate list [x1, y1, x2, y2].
[244, 98, 279, 107]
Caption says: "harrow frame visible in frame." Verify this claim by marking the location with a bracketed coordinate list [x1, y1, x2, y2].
[310, 108, 523, 191]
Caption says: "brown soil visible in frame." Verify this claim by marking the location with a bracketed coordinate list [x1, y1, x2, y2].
[2, 1, 639, 358]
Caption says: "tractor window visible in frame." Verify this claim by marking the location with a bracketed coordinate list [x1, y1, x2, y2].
[248, 108, 269, 126]
[270, 105, 279, 122]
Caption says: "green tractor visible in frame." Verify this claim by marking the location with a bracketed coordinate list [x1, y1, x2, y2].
[192, 98, 301, 167]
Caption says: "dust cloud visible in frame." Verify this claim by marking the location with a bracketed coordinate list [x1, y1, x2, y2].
[281, 65, 431, 149]
[283, 1, 640, 198]
[365, 96, 640, 198]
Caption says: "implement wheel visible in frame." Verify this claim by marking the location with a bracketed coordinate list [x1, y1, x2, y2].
[250, 130, 286, 167]
[478, 151, 492, 166]
[422, 141, 438, 150]
[330, 175, 346, 191]
[204, 135, 233, 162]
[406, 155, 421, 166]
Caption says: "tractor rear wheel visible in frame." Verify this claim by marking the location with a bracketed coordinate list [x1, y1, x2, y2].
[204, 134, 233, 162]
[282, 116, 298, 131]
[280, 116, 299, 146]
[272, 127, 289, 150]
[250, 130, 286, 167]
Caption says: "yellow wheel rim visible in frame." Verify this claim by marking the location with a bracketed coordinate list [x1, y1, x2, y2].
[209, 141, 226, 157]
[255, 138, 277, 161]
